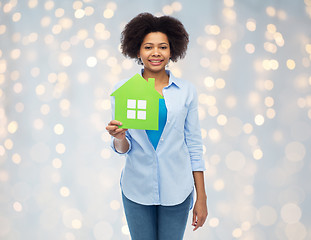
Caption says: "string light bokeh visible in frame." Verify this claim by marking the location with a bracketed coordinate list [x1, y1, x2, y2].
[1, 0, 311, 239]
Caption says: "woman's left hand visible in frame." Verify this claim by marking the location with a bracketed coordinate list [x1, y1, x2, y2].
[192, 198, 208, 231]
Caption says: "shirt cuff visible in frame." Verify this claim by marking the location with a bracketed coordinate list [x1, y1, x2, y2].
[191, 158, 206, 171]
[111, 136, 132, 154]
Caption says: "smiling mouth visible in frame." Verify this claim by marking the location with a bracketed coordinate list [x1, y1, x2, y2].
[149, 60, 163, 63]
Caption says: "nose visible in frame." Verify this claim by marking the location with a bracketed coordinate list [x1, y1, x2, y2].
[151, 47, 160, 56]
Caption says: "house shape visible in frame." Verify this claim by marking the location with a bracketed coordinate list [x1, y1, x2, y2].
[111, 73, 163, 130]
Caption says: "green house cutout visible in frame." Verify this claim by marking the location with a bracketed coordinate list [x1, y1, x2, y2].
[111, 73, 163, 130]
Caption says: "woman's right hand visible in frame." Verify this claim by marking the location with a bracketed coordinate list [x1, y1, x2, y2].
[105, 120, 128, 140]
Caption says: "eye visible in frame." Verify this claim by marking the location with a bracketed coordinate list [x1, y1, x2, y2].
[144, 46, 152, 50]
[160, 46, 167, 49]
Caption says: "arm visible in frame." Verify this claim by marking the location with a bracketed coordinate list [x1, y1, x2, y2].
[192, 171, 208, 231]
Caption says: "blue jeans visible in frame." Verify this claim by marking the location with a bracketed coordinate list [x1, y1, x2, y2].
[122, 192, 191, 240]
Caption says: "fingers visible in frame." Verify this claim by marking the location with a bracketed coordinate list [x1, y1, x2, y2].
[105, 120, 128, 139]
[192, 212, 207, 231]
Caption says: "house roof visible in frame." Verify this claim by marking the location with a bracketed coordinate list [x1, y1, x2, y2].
[111, 73, 163, 99]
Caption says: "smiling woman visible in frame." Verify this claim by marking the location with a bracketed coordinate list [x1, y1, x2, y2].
[106, 12, 208, 240]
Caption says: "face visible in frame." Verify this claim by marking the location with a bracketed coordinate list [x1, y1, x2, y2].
[137, 32, 171, 74]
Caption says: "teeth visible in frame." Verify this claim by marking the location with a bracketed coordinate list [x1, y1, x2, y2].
[150, 60, 161, 63]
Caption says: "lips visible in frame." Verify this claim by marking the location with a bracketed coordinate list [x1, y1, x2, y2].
[149, 59, 163, 65]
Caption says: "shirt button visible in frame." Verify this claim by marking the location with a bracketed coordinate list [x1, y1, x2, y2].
[161, 138, 164, 141]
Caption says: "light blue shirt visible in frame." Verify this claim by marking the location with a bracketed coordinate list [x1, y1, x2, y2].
[111, 70, 205, 206]
[146, 99, 167, 150]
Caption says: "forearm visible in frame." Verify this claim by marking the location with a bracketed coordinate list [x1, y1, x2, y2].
[113, 137, 130, 153]
[193, 171, 207, 200]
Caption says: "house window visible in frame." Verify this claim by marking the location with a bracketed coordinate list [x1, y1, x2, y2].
[127, 99, 147, 120]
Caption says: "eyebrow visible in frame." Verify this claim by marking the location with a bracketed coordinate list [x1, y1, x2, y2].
[143, 42, 169, 45]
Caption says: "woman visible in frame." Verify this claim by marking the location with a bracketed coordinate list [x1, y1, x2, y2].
[106, 13, 208, 240]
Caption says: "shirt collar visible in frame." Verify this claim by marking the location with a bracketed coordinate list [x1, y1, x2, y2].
[140, 69, 181, 88]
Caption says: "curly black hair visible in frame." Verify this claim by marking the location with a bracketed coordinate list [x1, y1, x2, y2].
[121, 13, 189, 65]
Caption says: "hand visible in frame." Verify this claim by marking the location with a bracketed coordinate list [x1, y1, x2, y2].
[192, 198, 208, 231]
[106, 120, 128, 140]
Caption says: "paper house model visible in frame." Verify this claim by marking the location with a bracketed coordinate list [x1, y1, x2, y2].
[111, 74, 163, 130]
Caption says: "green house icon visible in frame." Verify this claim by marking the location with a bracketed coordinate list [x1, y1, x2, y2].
[111, 74, 164, 130]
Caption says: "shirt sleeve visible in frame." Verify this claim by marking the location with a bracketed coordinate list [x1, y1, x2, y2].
[184, 85, 206, 171]
[110, 85, 132, 155]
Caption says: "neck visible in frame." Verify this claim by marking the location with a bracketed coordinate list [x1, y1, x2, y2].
[142, 68, 169, 84]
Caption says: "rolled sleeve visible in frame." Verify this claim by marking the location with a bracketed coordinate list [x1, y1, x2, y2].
[110, 135, 132, 154]
[184, 86, 206, 172]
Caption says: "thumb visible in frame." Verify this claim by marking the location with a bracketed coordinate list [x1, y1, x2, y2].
[192, 211, 197, 226]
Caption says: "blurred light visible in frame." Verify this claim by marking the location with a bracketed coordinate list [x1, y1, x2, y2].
[0, 25, 7, 35]
[204, 76, 215, 88]
[54, 124, 64, 135]
[52, 158, 62, 168]
[257, 206, 277, 226]
[13, 83, 23, 94]
[4, 139, 13, 150]
[224, 0, 234, 7]
[56, 143, 66, 154]
[246, 18, 256, 31]
[286, 59, 296, 70]
[213, 179, 225, 191]
[28, 0, 38, 8]
[44, 1, 54, 10]
[163, 5, 173, 15]
[253, 148, 263, 160]
[63, 209, 83, 229]
[232, 228, 242, 238]
[265, 96, 274, 107]
[285, 222, 307, 240]
[8, 121, 18, 134]
[12, 12, 21, 22]
[13, 201, 23, 212]
[266, 108, 276, 119]
[94, 221, 114, 239]
[12, 153, 21, 164]
[281, 203, 302, 224]
[100, 148, 111, 159]
[254, 114, 265, 126]
[75, 9, 85, 19]
[55, 8, 65, 18]
[208, 128, 221, 142]
[266, 6, 276, 16]
[60, 186, 70, 197]
[205, 25, 221, 35]
[209, 218, 219, 227]
[86, 56, 97, 67]
[84, 38, 95, 48]
[200, 57, 210, 68]
[73, 1, 83, 10]
[172, 2, 182, 11]
[248, 135, 258, 146]
[85, 6, 94, 16]
[226, 151, 246, 171]
[215, 78, 226, 89]
[245, 43, 255, 54]
[285, 142, 306, 162]
[103, 9, 114, 19]
[226, 95, 237, 108]
[205, 39, 217, 51]
[243, 123, 253, 134]
[264, 79, 274, 90]
[223, 8, 236, 21]
[110, 200, 120, 210]
[217, 114, 227, 126]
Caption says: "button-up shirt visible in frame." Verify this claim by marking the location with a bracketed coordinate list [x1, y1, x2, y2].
[111, 70, 205, 206]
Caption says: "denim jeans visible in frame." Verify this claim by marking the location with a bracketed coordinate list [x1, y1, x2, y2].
[122, 192, 191, 240]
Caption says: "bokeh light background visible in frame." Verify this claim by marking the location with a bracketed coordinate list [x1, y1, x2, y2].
[1, 0, 311, 239]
